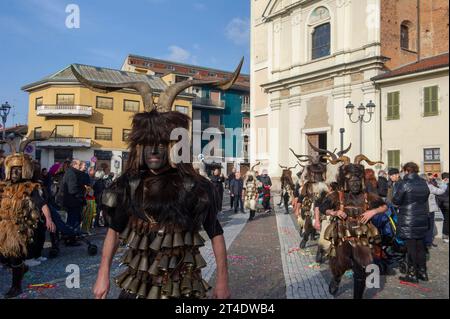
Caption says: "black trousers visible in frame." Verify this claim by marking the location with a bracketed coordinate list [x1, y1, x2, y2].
[233, 195, 243, 213]
[405, 238, 426, 268]
[29, 219, 46, 259]
[443, 209, 449, 236]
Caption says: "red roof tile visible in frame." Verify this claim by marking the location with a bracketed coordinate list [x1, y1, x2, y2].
[372, 53, 449, 81]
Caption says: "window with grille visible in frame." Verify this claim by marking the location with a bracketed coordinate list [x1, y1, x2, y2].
[56, 94, 75, 105]
[56, 125, 74, 138]
[35, 97, 43, 110]
[96, 97, 113, 110]
[387, 92, 400, 120]
[424, 148, 440, 162]
[400, 24, 409, 49]
[123, 100, 140, 112]
[387, 150, 401, 170]
[122, 129, 131, 141]
[95, 127, 113, 141]
[424, 86, 439, 116]
[312, 23, 331, 60]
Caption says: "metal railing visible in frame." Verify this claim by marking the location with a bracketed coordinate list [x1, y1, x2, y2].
[36, 137, 92, 148]
[36, 105, 93, 117]
[241, 103, 250, 113]
[192, 97, 225, 109]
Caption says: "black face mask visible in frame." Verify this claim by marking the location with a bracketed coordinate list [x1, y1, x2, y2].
[11, 166, 23, 184]
[144, 144, 169, 171]
[348, 177, 362, 194]
[248, 176, 254, 182]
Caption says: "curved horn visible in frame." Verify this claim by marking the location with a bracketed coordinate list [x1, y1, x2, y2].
[325, 155, 351, 166]
[296, 161, 306, 168]
[288, 164, 299, 171]
[71, 65, 156, 112]
[289, 148, 312, 162]
[338, 143, 352, 157]
[307, 139, 338, 161]
[157, 57, 244, 113]
[279, 164, 288, 170]
[251, 161, 261, 171]
[354, 155, 384, 166]
[0, 139, 17, 154]
[19, 128, 56, 153]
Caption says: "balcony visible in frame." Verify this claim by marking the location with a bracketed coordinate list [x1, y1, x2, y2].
[241, 103, 250, 113]
[192, 97, 225, 110]
[36, 137, 92, 149]
[193, 123, 225, 134]
[36, 105, 93, 117]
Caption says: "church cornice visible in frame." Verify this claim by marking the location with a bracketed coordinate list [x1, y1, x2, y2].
[262, 0, 321, 22]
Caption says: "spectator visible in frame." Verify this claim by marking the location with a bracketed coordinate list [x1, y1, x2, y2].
[393, 162, 430, 283]
[211, 168, 225, 213]
[377, 170, 389, 199]
[227, 168, 236, 209]
[258, 169, 272, 212]
[364, 168, 378, 195]
[40, 168, 52, 194]
[88, 167, 96, 186]
[386, 168, 401, 204]
[421, 173, 447, 249]
[230, 171, 244, 214]
[437, 172, 449, 243]
[93, 170, 106, 227]
[61, 159, 85, 246]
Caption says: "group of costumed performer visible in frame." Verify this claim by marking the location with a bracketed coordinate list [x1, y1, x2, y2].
[243, 162, 262, 221]
[72, 59, 245, 299]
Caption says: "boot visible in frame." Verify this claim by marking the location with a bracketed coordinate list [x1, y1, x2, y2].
[49, 232, 60, 259]
[417, 266, 429, 282]
[248, 210, 256, 221]
[329, 277, 340, 296]
[399, 265, 418, 283]
[4, 264, 28, 299]
[353, 279, 365, 299]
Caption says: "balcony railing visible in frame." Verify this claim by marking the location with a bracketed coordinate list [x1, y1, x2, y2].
[36, 105, 93, 117]
[192, 97, 225, 109]
[241, 103, 250, 113]
[193, 123, 225, 134]
[36, 137, 92, 149]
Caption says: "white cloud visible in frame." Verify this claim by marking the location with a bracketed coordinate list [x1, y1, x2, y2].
[166, 45, 192, 63]
[225, 18, 250, 45]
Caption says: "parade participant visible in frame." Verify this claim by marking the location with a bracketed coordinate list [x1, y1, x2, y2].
[278, 164, 297, 215]
[210, 168, 225, 213]
[319, 153, 387, 299]
[0, 138, 55, 298]
[76, 59, 244, 299]
[258, 169, 272, 213]
[243, 162, 261, 221]
[289, 140, 334, 249]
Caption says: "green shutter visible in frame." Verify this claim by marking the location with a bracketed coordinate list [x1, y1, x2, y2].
[387, 92, 400, 120]
[424, 86, 439, 116]
[388, 150, 400, 169]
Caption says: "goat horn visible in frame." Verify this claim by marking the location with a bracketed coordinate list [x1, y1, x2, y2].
[307, 139, 337, 161]
[354, 154, 384, 166]
[338, 143, 352, 157]
[289, 148, 312, 161]
[71, 65, 156, 112]
[157, 57, 244, 113]
[251, 161, 261, 171]
[19, 128, 56, 153]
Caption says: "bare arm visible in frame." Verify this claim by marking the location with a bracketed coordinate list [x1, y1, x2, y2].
[41, 204, 56, 233]
[211, 234, 230, 299]
[93, 228, 120, 299]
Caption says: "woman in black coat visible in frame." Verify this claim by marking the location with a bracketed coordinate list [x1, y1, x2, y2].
[210, 168, 225, 212]
[393, 162, 430, 283]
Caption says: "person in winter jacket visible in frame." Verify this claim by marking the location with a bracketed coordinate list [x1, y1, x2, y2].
[436, 172, 449, 243]
[393, 162, 430, 283]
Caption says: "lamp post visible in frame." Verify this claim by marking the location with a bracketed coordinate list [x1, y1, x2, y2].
[0, 102, 12, 149]
[345, 100, 375, 154]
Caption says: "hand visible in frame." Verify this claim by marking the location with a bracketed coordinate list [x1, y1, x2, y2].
[360, 210, 377, 224]
[93, 272, 110, 299]
[212, 282, 231, 299]
[336, 210, 347, 220]
[314, 218, 321, 231]
[46, 219, 56, 233]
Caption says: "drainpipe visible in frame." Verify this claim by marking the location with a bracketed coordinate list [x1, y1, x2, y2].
[417, 0, 421, 61]
[378, 84, 383, 163]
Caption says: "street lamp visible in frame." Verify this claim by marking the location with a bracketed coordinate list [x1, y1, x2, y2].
[346, 100, 376, 154]
[0, 102, 12, 149]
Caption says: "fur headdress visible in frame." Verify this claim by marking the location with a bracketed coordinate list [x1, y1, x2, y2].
[71, 59, 244, 173]
[1, 138, 37, 181]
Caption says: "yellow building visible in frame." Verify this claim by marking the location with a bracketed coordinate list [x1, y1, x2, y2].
[22, 64, 193, 174]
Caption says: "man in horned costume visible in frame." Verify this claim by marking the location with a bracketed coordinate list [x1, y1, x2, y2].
[82, 60, 244, 299]
[290, 140, 332, 250]
[243, 162, 261, 221]
[0, 138, 55, 298]
[278, 164, 297, 215]
[319, 153, 387, 299]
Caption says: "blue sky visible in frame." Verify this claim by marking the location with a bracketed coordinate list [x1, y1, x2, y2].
[0, 0, 250, 126]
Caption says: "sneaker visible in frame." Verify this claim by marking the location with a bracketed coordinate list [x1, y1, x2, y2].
[24, 259, 41, 267]
[36, 257, 48, 262]
[444, 238, 449, 243]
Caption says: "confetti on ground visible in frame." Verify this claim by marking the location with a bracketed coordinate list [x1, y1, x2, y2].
[306, 262, 321, 270]
[288, 247, 301, 254]
[27, 283, 56, 289]
[399, 281, 432, 292]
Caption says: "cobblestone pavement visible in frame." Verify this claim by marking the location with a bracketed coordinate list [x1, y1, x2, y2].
[0, 193, 448, 299]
